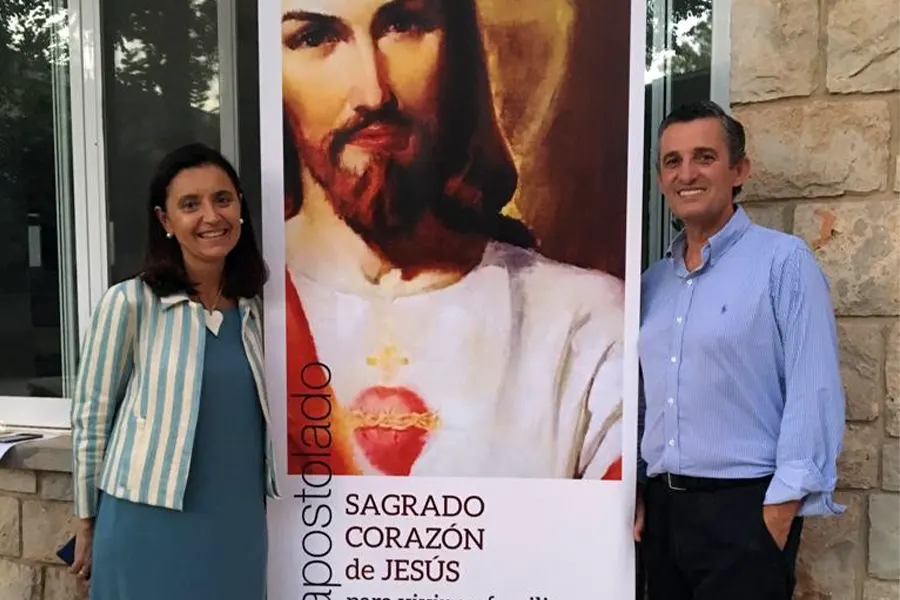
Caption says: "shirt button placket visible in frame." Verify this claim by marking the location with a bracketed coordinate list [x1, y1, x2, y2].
[663, 276, 695, 472]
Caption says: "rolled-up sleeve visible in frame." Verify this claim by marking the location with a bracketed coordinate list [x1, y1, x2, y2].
[765, 245, 845, 516]
[71, 284, 136, 518]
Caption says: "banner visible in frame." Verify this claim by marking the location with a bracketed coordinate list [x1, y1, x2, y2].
[259, 0, 645, 598]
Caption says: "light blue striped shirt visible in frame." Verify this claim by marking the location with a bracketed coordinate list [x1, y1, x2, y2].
[71, 277, 280, 518]
[637, 207, 845, 517]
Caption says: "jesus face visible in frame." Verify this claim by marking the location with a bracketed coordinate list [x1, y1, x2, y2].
[281, 0, 446, 237]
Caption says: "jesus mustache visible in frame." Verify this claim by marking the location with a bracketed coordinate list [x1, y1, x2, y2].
[299, 99, 442, 239]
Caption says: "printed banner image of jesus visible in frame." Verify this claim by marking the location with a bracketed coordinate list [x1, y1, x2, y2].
[280, 0, 625, 480]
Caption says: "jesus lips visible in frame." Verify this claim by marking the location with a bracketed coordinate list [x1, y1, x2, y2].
[344, 123, 413, 155]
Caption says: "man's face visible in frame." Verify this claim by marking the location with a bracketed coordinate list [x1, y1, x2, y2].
[657, 117, 749, 225]
[281, 0, 446, 235]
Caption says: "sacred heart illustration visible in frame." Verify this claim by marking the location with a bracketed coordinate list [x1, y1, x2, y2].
[349, 385, 436, 476]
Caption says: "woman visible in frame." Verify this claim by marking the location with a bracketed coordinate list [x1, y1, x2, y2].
[69, 143, 279, 599]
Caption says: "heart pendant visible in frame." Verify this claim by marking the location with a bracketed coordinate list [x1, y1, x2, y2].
[205, 310, 223, 336]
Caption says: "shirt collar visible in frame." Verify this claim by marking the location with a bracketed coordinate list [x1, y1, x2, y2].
[160, 294, 191, 309]
[160, 293, 256, 317]
[665, 205, 751, 271]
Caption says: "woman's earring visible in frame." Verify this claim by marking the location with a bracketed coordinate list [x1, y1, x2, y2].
[166, 232, 173, 239]
[239, 218, 244, 224]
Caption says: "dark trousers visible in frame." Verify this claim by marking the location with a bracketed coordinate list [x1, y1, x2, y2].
[642, 475, 804, 600]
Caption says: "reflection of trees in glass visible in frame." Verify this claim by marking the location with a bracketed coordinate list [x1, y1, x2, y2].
[0, 0, 67, 274]
[0, 0, 69, 385]
[106, 0, 219, 112]
[104, 0, 220, 165]
[646, 0, 712, 80]
[0, 0, 222, 282]
[2, 0, 66, 62]
[104, 0, 222, 282]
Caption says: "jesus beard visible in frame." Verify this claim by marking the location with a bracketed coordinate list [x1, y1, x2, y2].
[296, 122, 494, 277]
[299, 122, 443, 243]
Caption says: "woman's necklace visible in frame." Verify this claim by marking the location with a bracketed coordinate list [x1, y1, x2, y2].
[201, 284, 224, 336]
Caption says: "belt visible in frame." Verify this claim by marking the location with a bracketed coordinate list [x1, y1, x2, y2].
[650, 472, 772, 492]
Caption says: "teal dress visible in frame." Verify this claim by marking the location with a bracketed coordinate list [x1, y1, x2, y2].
[90, 306, 268, 600]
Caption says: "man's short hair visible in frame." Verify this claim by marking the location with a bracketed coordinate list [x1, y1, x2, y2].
[658, 100, 747, 198]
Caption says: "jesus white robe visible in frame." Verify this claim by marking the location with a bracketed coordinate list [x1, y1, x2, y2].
[285, 233, 625, 480]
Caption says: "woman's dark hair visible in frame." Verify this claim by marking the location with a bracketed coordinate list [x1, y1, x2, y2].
[139, 142, 268, 299]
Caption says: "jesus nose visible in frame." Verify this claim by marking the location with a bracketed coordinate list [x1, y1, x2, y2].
[347, 40, 389, 111]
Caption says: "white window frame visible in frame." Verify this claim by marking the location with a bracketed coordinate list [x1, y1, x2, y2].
[0, 0, 241, 431]
[710, 0, 732, 109]
[218, 0, 240, 171]
[0, 0, 100, 430]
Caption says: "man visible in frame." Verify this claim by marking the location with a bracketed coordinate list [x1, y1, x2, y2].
[634, 100, 845, 599]
[279, 0, 625, 480]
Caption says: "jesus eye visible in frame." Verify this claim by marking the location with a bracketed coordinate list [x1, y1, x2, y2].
[284, 22, 341, 50]
[385, 14, 426, 35]
[376, 2, 441, 39]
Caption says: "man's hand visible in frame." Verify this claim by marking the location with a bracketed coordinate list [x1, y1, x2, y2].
[633, 489, 645, 542]
[762, 500, 801, 550]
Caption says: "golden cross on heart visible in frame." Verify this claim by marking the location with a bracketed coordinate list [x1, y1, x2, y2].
[366, 344, 409, 381]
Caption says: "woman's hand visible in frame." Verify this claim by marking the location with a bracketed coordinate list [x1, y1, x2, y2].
[70, 518, 94, 584]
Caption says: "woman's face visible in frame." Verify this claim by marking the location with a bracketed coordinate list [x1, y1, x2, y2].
[155, 164, 243, 271]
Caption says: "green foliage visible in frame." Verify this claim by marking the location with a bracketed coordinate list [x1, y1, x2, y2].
[646, 0, 712, 76]
[103, 0, 218, 110]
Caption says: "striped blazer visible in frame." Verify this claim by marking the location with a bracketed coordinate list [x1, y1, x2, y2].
[71, 277, 280, 518]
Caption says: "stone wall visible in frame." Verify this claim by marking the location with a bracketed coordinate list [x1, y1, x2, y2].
[731, 0, 899, 598]
[0, 437, 83, 600]
[0, 466, 83, 600]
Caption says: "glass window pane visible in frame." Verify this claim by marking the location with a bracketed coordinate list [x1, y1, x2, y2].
[235, 0, 261, 231]
[103, 0, 223, 281]
[668, 0, 712, 106]
[643, 0, 714, 264]
[0, 0, 77, 398]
